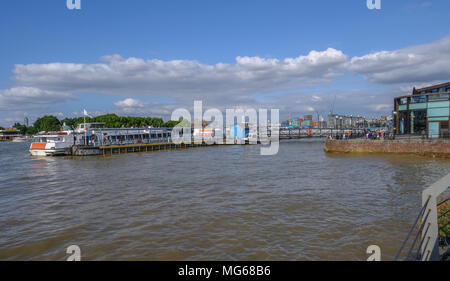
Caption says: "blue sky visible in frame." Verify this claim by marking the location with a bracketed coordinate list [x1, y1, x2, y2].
[1, 0, 450, 126]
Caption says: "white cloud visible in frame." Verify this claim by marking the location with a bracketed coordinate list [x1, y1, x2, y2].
[0, 87, 72, 111]
[114, 98, 146, 114]
[12, 48, 347, 98]
[13, 37, 450, 95]
[3, 35, 450, 127]
[347, 36, 450, 84]
[311, 95, 322, 102]
[368, 104, 392, 112]
[3, 48, 348, 123]
[114, 98, 145, 108]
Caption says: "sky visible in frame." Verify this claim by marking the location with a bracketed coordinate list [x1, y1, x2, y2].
[1, 0, 450, 126]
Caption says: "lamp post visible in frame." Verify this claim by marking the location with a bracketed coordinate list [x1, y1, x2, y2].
[316, 111, 320, 129]
[392, 111, 397, 136]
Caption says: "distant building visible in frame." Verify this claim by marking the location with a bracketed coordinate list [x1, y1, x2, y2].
[367, 118, 389, 128]
[0, 128, 21, 141]
[319, 121, 327, 128]
[394, 82, 450, 138]
[229, 124, 245, 138]
[281, 118, 303, 128]
[303, 115, 313, 121]
[289, 118, 302, 127]
[327, 114, 366, 129]
[302, 120, 311, 127]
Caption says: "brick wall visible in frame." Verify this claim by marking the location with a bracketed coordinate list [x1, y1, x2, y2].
[324, 139, 450, 158]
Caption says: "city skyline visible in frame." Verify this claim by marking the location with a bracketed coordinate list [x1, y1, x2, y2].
[1, 0, 450, 126]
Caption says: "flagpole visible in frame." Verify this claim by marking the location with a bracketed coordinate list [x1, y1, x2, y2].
[83, 109, 87, 146]
[83, 109, 93, 146]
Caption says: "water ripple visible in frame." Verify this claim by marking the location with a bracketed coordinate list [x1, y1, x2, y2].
[0, 141, 450, 260]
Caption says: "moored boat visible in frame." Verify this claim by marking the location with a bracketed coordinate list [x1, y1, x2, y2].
[29, 130, 75, 156]
[12, 136, 30, 142]
[29, 123, 173, 156]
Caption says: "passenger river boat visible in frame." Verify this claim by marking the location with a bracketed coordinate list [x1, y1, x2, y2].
[29, 123, 173, 156]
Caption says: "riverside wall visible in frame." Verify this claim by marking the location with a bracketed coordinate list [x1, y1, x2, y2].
[324, 139, 450, 158]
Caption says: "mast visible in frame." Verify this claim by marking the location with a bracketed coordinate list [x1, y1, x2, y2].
[83, 109, 90, 146]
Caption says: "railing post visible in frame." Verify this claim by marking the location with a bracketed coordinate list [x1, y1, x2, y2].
[421, 174, 450, 261]
[420, 193, 438, 261]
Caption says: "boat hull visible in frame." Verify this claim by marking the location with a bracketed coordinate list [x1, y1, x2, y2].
[29, 148, 70, 156]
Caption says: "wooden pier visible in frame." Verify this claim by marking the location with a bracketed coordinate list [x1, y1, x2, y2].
[98, 142, 209, 156]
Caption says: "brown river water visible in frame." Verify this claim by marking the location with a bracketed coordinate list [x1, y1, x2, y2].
[1, 140, 450, 260]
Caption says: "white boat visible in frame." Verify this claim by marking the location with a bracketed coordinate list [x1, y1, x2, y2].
[29, 123, 173, 156]
[29, 130, 75, 156]
[73, 123, 170, 147]
[12, 136, 29, 142]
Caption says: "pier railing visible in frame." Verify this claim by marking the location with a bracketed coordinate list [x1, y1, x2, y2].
[90, 136, 172, 147]
[395, 173, 450, 261]
[393, 133, 450, 141]
[77, 127, 173, 147]
[279, 128, 366, 139]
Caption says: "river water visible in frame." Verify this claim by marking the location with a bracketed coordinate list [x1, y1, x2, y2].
[1, 140, 449, 260]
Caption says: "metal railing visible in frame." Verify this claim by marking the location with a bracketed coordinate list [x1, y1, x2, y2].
[394, 132, 450, 141]
[76, 127, 175, 147]
[279, 128, 366, 139]
[395, 173, 450, 261]
[330, 132, 450, 142]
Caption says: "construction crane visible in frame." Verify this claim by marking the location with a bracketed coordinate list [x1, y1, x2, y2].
[329, 94, 336, 115]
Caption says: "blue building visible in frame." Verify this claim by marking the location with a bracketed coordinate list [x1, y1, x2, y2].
[394, 82, 450, 138]
[229, 124, 245, 139]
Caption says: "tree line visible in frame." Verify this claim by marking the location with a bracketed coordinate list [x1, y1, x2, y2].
[11, 114, 181, 135]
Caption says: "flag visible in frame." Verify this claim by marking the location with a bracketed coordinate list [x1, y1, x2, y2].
[83, 109, 92, 118]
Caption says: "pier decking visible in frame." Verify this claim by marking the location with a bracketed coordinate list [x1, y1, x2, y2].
[72, 141, 211, 156]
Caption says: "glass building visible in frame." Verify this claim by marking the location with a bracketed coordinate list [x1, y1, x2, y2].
[394, 82, 450, 138]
